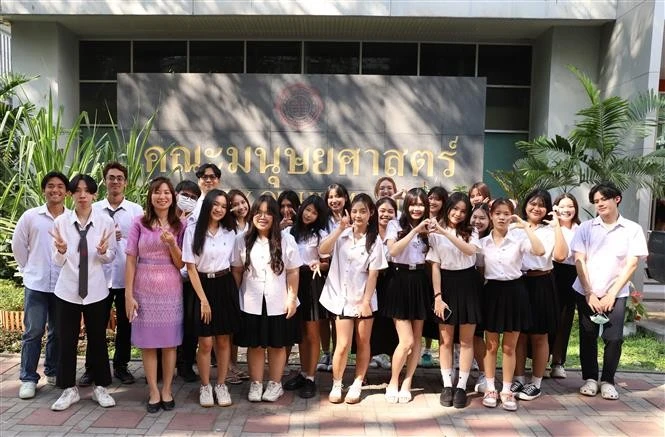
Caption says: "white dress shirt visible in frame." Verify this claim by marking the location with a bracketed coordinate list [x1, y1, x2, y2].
[427, 231, 478, 270]
[294, 229, 329, 266]
[182, 225, 235, 272]
[319, 228, 388, 316]
[11, 204, 70, 293]
[232, 232, 302, 316]
[93, 197, 143, 288]
[559, 224, 578, 265]
[385, 220, 428, 265]
[53, 210, 116, 305]
[473, 230, 532, 281]
[571, 216, 648, 298]
[515, 225, 555, 271]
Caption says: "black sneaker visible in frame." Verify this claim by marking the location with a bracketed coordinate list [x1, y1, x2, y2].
[78, 370, 93, 387]
[453, 387, 467, 409]
[510, 381, 524, 393]
[284, 373, 306, 391]
[517, 383, 542, 401]
[178, 365, 198, 383]
[440, 387, 454, 407]
[299, 378, 317, 399]
[114, 367, 136, 384]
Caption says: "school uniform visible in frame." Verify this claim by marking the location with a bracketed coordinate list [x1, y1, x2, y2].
[381, 221, 431, 321]
[293, 229, 330, 321]
[370, 232, 399, 356]
[232, 233, 303, 348]
[516, 225, 559, 336]
[570, 216, 648, 384]
[182, 225, 241, 337]
[426, 231, 483, 325]
[552, 224, 579, 364]
[319, 228, 387, 317]
[473, 230, 532, 333]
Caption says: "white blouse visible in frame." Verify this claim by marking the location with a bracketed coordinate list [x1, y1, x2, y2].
[385, 220, 427, 265]
[294, 229, 329, 266]
[559, 224, 578, 265]
[182, 225, 236, 273]
[232, 232, 302, 316]
[517, 225, 555, 272]
[473, 230, 532, 281]
[427, 231, 478, 271]
[320, 228, 388, 316]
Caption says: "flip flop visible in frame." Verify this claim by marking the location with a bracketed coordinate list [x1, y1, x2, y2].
[397, 389, 412, 404]
[579, 379, 599, 397]
[600, 382, 619, 400]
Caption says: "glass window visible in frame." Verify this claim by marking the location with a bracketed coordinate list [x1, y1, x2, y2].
[79, 83, 117, 125]
[246, 41, 301, 74]
[419, 43, 475, 77]
[305, 42, 360, 74]
[189, 41, 244, 73]
[362, 42, 417, 76]
[133, 41, 187, 73]
[485, 87, 530, 131]
[79, 41, 130, 80]
[483, 132, 528, 197]
[478, 45, 532, 85]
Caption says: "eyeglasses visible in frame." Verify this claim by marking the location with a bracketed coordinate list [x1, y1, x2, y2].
[106, 176, 125, 182]
[255, 211, 273, 218]
[200, 175, 218, 181]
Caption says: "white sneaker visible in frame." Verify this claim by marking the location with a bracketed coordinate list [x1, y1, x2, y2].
[474, 374, 487, 393]
[19, 381, 37, 399]
[214, 383, 232, 406]
[550, 364, 567, 379]
[374, 354, 392, 370]
[92, 386, 116, 408]
[328, 381, 343, 403]
[199, 384, 214, 407]
[248, 381, 263, 402]
[51, 387, 80, 411]
[262, 381, 284, 402]
[345, 382, 362, 404]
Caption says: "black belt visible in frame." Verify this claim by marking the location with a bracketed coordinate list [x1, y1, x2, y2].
[390, 262, 426, 271]
[524, 269, 552, 277]
[200, 268, 230, 279]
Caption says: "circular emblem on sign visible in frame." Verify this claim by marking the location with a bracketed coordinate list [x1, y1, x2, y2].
[275, 83, 324, 130]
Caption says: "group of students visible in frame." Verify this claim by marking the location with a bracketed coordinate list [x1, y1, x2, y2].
[12, 162, 648, 414]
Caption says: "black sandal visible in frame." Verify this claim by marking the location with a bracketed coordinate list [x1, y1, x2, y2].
[147, 398, 161, 413]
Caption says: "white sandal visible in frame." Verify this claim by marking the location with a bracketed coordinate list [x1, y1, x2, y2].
[579, 379, 599, 397]
[600, 382, 619, 400]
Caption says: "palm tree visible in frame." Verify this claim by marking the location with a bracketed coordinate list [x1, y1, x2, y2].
[490, 66, 665, 201]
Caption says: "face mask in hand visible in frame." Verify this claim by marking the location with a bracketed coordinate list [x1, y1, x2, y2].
[176, 194, 197, 213]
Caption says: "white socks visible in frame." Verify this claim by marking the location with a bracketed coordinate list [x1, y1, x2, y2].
[531, 376, 542, 389]
[441, 368, 453, 387]
[457, 371, 470, 389]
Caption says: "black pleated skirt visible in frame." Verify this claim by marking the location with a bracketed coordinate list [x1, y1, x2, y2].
[235, 299, 301, 348]
[381, 266, 431, 321]
[437, 267, 483, 326]
[524, 273, 559, 335]
[483, 278, 531, 333]
[297, 265, 330, 322]
[370, 269, 399, 356]
[194, 273, 242, 337]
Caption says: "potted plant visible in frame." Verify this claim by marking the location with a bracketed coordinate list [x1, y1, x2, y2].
[624, 282, 648, 336]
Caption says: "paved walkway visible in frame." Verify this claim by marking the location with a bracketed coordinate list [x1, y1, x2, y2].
[0, 355, 663, 436]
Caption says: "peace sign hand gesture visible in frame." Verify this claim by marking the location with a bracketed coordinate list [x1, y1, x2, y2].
[339, 210, 351, 230]
[49, 227, 67, 254]
[97, 228, 110, 255]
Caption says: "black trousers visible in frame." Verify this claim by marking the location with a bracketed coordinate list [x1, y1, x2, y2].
[56, 296, 111, 389]
[552, 262, 578, 365]
[575, 293, 626, 384]
[85, 288, 131, 370]
[176, 280, 197, 369]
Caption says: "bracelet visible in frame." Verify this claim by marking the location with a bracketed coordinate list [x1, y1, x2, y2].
[433, 292, 442, 299]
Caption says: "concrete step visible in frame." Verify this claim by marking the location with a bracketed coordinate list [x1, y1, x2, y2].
[637, 319, 665, 342]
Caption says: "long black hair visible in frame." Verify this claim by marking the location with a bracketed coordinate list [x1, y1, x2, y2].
[442, 192, 474, 242]
[291, 195, 328, 245]
[277, 190, 301, 220]
[427, 186, 449, 224]
[324, 183, 351, 218]
[244, 195, 284, 275]
[521, 188, 552, 225]
[398, 188, 430, 253]
[192, 189, 235, 256]
[471, 203, 492, 238]
[351, 193, 379, 254]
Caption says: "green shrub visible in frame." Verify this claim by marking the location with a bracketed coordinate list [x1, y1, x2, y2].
[0, 279, 24, 310]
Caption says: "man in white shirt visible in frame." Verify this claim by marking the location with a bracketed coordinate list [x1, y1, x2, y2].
[79, 163, 143, 386]
[189, 163, 221, 223]
[572, 182, 648, 400]
[11, 172, 69, 400]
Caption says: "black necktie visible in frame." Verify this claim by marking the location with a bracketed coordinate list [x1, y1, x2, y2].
[77, 222, 92, 299]
[106, 207, 121, 219]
